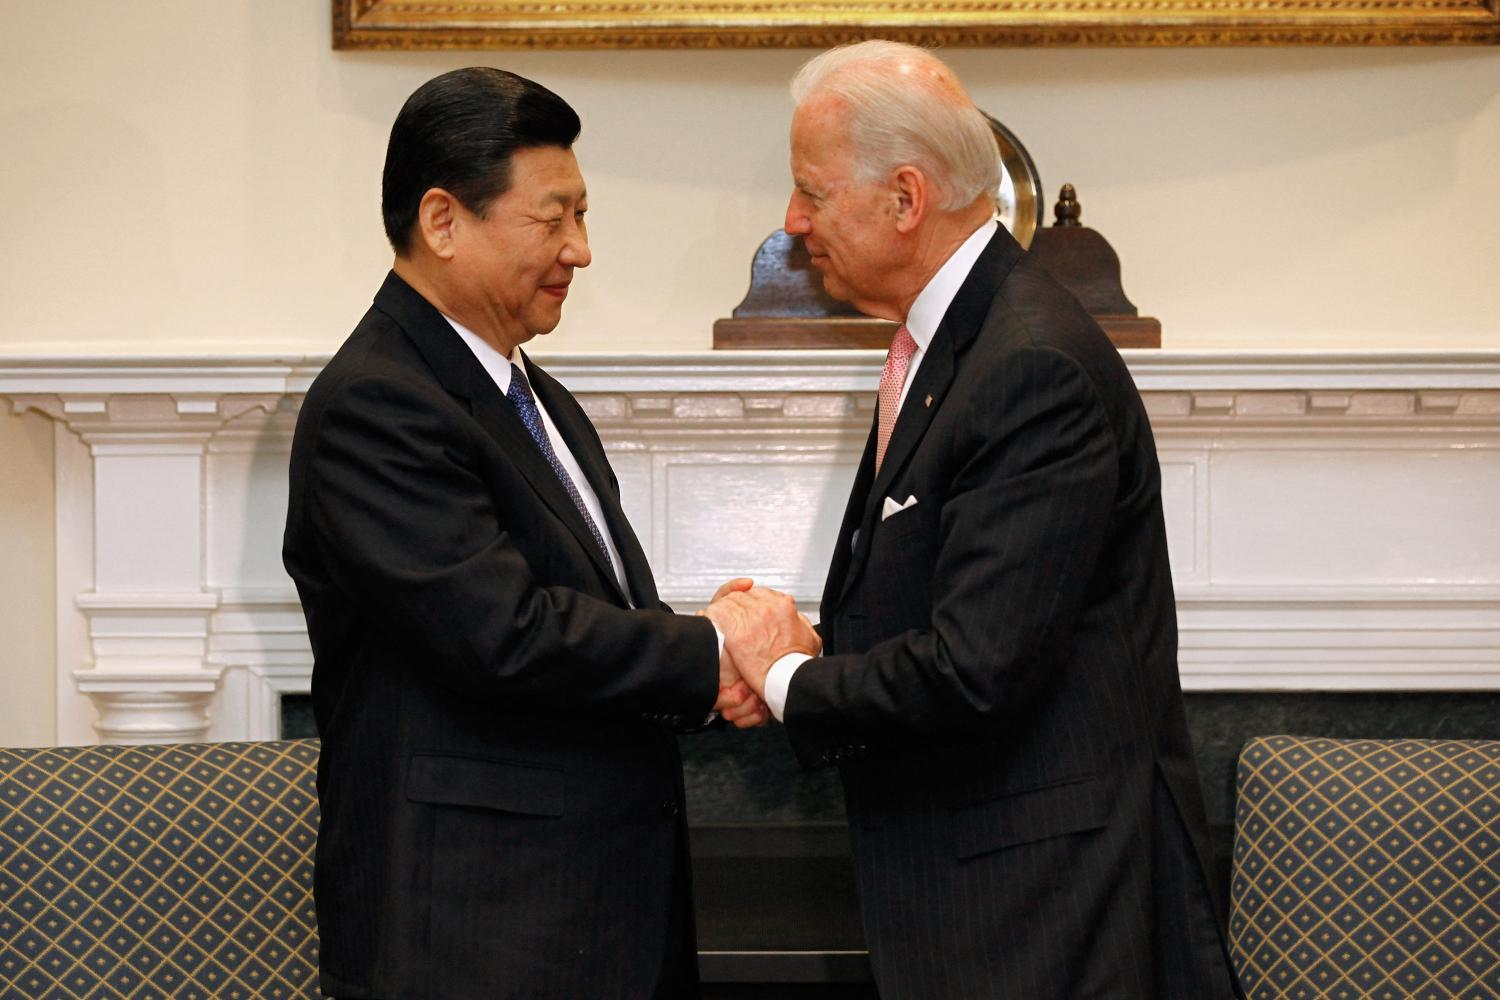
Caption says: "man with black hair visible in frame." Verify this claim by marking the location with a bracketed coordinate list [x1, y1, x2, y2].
[284, 67, 814, 999]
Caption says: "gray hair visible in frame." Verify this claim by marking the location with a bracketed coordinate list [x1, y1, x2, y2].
[790, 41, 1000, 212]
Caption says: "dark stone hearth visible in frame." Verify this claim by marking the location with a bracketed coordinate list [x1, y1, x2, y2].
[280, 688, 1500, 844]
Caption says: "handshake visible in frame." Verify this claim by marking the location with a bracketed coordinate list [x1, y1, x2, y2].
[698, 578, 821, 729]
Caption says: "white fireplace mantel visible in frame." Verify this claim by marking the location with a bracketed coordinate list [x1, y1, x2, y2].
[3, 349, 1498, 745]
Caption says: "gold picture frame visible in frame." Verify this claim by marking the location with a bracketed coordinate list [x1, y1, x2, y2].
[333, 0, 1500, 48]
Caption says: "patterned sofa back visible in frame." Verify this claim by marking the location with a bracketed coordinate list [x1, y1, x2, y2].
[0, 739, 320, 999]
[1230, 735, 1500, 999]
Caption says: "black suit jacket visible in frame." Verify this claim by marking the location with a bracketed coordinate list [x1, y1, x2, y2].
[786, 228, 1241, 999]
[283, 272, 718, 999]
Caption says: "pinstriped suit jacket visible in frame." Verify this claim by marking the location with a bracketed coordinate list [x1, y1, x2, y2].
[785, 228, 1242, 999]
[283, 273, 718, 999]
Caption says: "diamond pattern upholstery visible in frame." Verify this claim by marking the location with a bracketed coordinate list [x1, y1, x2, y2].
[1230, 735, 1500, 999]
[0, 740, 320, 999]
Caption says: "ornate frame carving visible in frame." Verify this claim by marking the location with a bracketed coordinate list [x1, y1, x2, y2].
[333, 0, 1500, 48]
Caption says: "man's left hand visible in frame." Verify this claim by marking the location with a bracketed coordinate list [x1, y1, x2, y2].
[715, 680, 769, 728]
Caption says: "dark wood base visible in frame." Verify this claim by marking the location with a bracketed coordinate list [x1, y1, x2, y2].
[712, 314, 1160, 351]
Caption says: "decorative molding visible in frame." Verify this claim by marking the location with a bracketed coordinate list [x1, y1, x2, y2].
[208, 588, 316, 742]
[71, 668, 224, 743]
[1177, 590, 1500, 690]
[3, 350, 1498, 742]
[242, 664, 318, 742]
[5, 349, 1500, 407]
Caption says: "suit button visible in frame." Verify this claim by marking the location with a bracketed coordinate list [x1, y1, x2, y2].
[660, 799, 680, 818]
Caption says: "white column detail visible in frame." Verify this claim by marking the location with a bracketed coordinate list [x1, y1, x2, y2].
[2, 361, 290, 743]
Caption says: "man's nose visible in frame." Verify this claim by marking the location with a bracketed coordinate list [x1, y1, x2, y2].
[561, 228, 591, 268]
[784, 196, 811, 236]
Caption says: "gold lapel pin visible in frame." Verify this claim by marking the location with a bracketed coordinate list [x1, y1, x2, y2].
[924, 394, 934, 407]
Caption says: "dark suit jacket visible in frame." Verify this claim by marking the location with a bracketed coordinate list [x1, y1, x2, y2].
[786, 228, 1241, 999]
[283, 272, 719, 999]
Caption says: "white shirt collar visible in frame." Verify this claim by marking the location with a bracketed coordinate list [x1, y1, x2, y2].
[904, 219, 998, 352]
[439, 316, 634, 599]
[444, 315, 526, 393]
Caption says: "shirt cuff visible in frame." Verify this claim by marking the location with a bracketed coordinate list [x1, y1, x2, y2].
[764, 652, 811, 723]
[702, 623, 728, 725]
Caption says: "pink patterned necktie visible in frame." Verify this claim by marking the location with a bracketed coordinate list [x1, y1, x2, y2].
[875, 324, 917, 473]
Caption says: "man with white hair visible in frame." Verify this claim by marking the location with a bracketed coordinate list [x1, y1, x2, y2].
[719, 41, 1242, 998]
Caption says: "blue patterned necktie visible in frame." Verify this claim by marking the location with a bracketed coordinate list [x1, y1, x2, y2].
[505, 363, 612, 563]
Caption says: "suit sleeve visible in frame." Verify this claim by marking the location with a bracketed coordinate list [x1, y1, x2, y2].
[304, 373, 718, 721]
[784, 345, 1118, 763]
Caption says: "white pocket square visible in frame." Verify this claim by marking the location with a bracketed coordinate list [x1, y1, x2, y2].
[881, 494, 919, 521]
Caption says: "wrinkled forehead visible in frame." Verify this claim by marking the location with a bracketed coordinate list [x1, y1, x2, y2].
[793, 88, 848, 128]
[793, 99, 876, 194]
[503, 145, 588, 204]
[791, 93, 854, 159]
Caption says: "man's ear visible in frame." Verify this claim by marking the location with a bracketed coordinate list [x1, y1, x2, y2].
[416, 188, 461, 260]
[890, 166, 929, 235]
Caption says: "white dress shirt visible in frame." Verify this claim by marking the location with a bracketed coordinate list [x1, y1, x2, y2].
[446, 317, 632, 600]
[762, 219, 999, 721]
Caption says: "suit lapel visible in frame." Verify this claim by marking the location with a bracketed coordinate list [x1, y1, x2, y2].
[820, 424, 878, 618]
[827, 227, 1025, 612]
[374, 273, 629, 604]
[828, 338, 958, 610]
[865, 336, 956, 519]
[468, 389, 632, 606]
[524, 353, 657, 608]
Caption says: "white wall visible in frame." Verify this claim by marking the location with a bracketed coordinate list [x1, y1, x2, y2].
[1, 2, 1497, 357]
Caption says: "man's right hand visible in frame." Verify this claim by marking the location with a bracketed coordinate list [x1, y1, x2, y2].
[703, 587, 821, 700]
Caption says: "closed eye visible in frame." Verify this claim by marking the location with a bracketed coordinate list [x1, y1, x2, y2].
[796, 186, 824, 207]
[540, 210, 586, 228]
